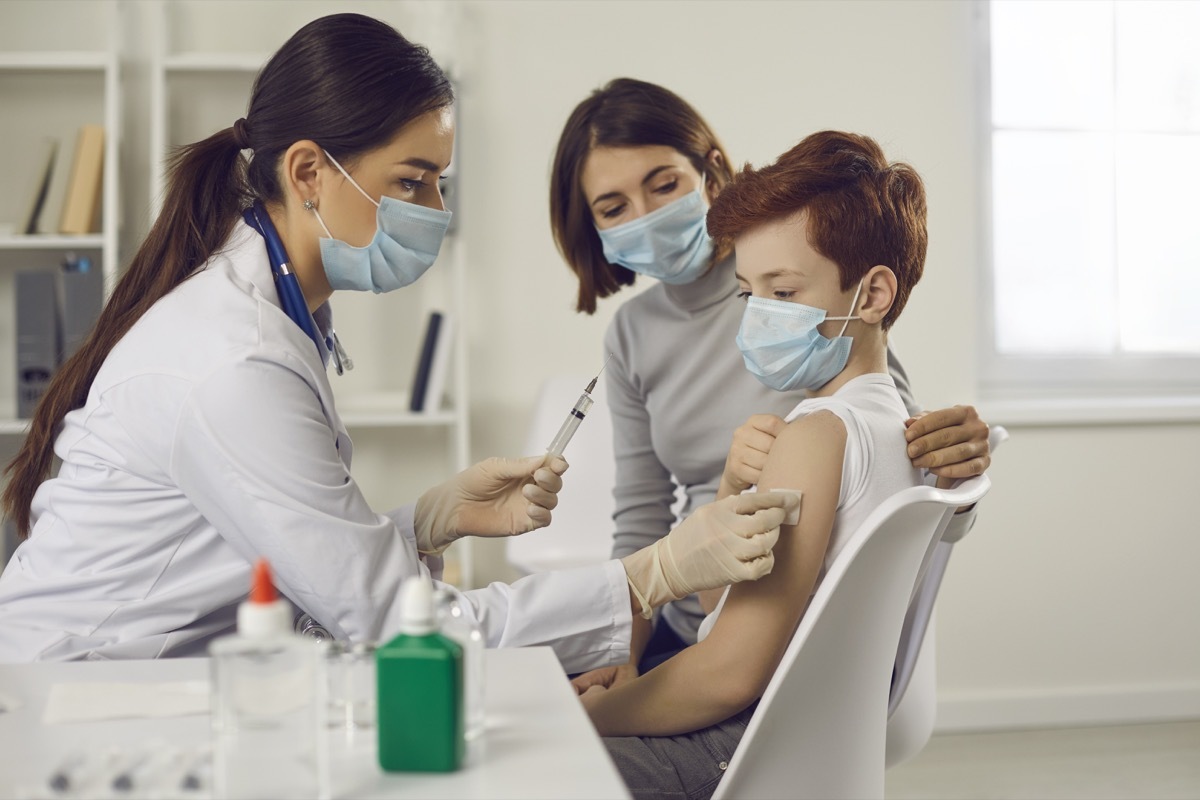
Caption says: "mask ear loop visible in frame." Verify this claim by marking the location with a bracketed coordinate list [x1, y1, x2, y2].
[322, 149, 381, 209]
[307, 199, 335, 239]
[828, 279, 865, 338]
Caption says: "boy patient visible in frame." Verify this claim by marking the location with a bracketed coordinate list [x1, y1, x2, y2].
[579, 131, 928, 800]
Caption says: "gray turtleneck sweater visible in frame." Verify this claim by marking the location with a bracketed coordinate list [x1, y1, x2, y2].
[603, 256, 976, 641]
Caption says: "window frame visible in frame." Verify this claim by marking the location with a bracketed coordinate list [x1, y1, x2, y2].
[976, 0, 1200, 411]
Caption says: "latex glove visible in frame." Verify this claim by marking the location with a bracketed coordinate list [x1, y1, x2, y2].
[904, 405, 991, 489]
[620, 491, 801, 618]
[414, 454, 569, 555]
[719, 414, 788, 496]
[571, 663, 638, 696]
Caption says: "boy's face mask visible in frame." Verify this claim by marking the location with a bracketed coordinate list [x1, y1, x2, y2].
[311, 150, 453, 294]
[735, 280, 863, 392]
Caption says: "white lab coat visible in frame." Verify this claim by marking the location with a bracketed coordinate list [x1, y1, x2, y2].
[0, 221, 631, 668]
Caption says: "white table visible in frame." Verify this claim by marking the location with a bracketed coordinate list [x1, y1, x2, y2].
[0, 647, 629, 799]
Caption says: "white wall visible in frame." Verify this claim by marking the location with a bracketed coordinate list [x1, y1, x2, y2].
[2, 0, 1196, 732]
[453, 0, 1200, 732]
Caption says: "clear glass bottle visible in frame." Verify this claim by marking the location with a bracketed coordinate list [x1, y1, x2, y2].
[434, 588, 486, 741]
[210, 560, 328, 799]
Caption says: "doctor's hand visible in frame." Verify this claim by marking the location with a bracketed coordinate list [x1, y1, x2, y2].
[620, 491, 801, 618]
[414, 454, 569, 555]
[905, 405, 991, 490]
[719, 414, 788, 498]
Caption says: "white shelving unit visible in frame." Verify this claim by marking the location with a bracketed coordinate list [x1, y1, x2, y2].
[147, 4, 474, 585]
[0, 45, 120, 431]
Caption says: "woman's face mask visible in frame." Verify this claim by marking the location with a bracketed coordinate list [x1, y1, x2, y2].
[311, 150, 453, 294]
[736, 280, 864, 392]
[594, 188, 715, 285]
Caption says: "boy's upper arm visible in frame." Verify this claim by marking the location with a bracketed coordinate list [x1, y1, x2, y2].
[699, 410, 848, 697]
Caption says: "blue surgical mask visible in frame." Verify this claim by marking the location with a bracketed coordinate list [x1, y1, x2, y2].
[595, 187, 714, 285]
[736, 281, 864, 392]
[311, 151, 453, 293]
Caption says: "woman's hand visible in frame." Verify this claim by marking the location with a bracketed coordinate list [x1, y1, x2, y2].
[414, 455, 569, 554]
[571, 663, 638, 696]
[905, 405, 990, 490]
[718, 414, 788, 498]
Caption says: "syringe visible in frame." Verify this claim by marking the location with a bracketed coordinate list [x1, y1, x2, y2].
[546, 355, 612, 457]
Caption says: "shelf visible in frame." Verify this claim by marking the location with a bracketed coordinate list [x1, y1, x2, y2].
[0, 234, 104, 251]
[163, 53, 269, 73]
[340, 410, 457, 428]
[0, 419, 31, 436]
[0, 52, 110, 71]
[336, 393, 458, 428]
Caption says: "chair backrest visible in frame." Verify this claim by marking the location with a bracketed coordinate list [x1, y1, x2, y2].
[711, 474, 991, 800]
[884, 424, 1009, 767]
[506, 375, 617, 575]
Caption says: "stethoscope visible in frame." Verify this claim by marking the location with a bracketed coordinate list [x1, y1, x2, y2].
[243, 200, 354, 376]
[243, 199, 342, 642]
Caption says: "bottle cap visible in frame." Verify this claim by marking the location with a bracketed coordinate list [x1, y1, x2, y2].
[237, 558, 293, 639]
[399, 577, 436, 635]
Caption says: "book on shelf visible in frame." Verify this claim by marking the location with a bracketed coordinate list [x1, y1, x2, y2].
[17, 138, 58, 235]
[409, 310, 455, 413]
[59, 124, 105, 236]
[37, 135, 73, 235]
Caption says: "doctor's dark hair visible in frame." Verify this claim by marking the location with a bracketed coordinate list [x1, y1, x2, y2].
[2, 13, 454, 538]
[707, 131, 927, 331]
[550, 78, 735, 314]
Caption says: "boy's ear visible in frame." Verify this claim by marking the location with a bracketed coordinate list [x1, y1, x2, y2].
[858, 265, 897, 326]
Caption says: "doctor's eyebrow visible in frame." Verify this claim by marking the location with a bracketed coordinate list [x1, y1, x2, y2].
[590, 165, 678, 208]
[394, 157, 445, 172]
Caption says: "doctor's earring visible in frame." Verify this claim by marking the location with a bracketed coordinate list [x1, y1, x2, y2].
[302, 199, 317, 211]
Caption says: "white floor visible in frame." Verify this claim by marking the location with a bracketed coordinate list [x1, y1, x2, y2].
[886, 721, 1200, 800]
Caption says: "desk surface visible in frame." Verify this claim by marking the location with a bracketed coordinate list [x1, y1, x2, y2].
[0, 647, 629, 799]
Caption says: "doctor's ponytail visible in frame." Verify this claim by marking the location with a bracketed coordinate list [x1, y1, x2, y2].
[3, 13, 453, 538]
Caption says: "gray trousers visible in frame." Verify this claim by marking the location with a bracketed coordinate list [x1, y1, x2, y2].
[602, 702, 758, 800]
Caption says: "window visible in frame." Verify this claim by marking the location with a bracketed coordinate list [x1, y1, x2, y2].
[984, 0, 1200, 401]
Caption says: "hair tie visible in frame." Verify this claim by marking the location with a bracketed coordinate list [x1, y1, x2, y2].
[232, 118, 252, 150]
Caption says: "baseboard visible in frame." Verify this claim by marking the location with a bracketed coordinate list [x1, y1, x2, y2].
[935, 682, 1200, 733]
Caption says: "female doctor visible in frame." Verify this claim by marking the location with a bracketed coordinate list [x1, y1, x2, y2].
[0, 14, 797, 664]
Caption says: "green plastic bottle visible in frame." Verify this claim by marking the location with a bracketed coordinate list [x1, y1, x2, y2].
[376, 577, 464, 772]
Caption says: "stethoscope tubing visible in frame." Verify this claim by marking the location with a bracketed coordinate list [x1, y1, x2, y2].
[243, 200, 327, 358]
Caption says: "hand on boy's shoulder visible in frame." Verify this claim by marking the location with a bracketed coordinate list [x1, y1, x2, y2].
[904, 404, 991, 478]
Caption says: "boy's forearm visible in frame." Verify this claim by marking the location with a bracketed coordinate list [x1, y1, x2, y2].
[716, 475, 740, 502]
[628, 611, 654, 666]
[584, 642, 750, 737]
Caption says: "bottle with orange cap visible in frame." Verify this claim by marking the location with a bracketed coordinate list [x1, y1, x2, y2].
[210, 558, 329, 799]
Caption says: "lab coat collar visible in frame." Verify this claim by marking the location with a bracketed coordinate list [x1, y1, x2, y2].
[223, 218, 335, 369]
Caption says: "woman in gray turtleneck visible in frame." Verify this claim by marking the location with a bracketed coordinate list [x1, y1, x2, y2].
[549, 78, 992, 688]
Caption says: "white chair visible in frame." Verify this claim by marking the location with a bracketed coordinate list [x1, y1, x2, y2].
[884, 424, 1009, 767]
[506, 375, 616, 574]
[711, 474, 992, 800]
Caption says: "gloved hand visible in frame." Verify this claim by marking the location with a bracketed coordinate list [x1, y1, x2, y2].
[414, 454, 569, 555]
[620, 491, 802, 618]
